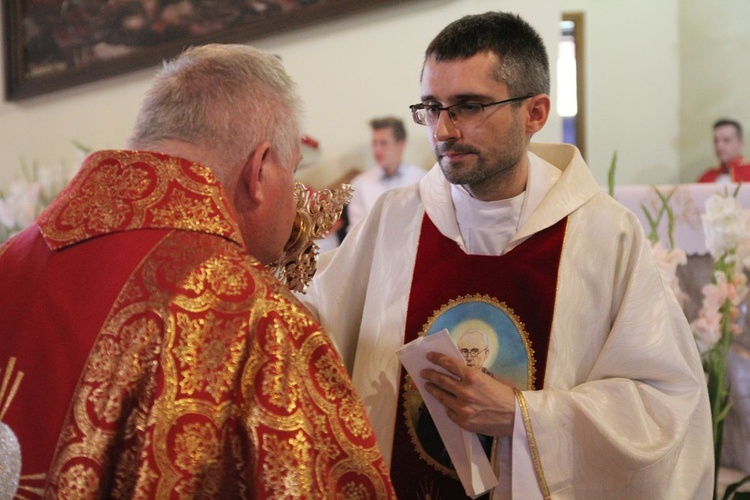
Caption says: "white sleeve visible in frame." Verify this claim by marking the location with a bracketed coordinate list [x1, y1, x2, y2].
[512, 202, 713, 499]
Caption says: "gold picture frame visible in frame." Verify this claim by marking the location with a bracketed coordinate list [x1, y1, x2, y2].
[4, 0, 415, 101]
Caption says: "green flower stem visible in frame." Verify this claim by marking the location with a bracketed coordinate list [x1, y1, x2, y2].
[642, 186, 677, 248]
[707, 255, 736, 499]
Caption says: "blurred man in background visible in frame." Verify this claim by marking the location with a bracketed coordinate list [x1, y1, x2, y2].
[345, 116, 425, 234]
[697, 118, 750, 182]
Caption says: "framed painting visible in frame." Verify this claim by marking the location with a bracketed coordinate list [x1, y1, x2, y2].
[3, 0, 415, 101]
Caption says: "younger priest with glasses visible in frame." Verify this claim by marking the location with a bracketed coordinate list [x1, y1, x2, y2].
[301, 11, 713, 499]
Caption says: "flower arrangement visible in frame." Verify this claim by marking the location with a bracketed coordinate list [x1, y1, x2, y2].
[607, 155, 750, 497]
[0, 144, 87, 244]
[690, 188, 750, 499]
[607, 154, 689, 307]
[642, 185, 689, 308]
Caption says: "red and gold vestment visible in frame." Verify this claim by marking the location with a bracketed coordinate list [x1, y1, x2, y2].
[0, 150, 394, 498]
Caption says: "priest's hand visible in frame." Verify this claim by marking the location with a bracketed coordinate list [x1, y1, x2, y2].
[421, 351, 516, 437]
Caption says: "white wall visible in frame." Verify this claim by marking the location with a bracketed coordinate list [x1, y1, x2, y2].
[0, 0, 561, 189]
[679, 0, 750, 182]
[560, 0, 681, 186]
[559, 0, 750, 185]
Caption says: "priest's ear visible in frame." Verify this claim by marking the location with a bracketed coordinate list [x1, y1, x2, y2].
[243, 140, 274, 205]
[524, 94, 551, 136]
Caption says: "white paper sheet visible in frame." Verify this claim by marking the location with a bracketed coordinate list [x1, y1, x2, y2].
[395, 329, 499, 497]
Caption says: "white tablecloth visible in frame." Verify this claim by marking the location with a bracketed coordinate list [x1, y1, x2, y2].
[613, 183, 750, 255]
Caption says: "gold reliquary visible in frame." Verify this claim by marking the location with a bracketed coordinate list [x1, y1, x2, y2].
[268, 182, 353, 293]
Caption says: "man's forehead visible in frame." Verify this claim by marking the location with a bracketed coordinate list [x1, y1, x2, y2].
[716, 125, 740, 138]
[420, 54, 505, 99]
[460, 331, 485, 342]
[422, 52, 499, 75]
[373, 128, 396, 141]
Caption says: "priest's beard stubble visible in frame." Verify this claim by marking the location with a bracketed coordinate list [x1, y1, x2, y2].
[435, 113, 526, 200]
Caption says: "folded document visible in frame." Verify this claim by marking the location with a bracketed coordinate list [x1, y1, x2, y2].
[395, 329, 499, 497]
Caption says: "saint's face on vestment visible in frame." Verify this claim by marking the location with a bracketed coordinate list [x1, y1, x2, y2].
[457, 329, 490, 370]
[403, 295, 534, 478]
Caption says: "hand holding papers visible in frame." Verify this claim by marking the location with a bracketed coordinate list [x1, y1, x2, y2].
[396, 329, 499, 498]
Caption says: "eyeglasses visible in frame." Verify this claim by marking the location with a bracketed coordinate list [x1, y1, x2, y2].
[409, 93, 534, 127]
[460, 347, 488, 359]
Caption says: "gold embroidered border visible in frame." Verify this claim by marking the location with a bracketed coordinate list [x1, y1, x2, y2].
[513, 387, 550, 499]
[400, 375, 459, 478]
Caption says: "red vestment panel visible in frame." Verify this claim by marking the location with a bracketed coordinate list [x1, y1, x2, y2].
[391, 214, 567, 498]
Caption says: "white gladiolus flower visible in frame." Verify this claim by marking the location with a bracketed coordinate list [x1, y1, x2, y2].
[1, 156, 79, 243]
[702, 195, 750, 260]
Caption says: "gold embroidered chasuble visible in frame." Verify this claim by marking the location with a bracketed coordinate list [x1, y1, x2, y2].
[0, 150, 394, 498]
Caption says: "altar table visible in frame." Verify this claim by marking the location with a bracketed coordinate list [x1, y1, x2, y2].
[613, 182, 750, 256]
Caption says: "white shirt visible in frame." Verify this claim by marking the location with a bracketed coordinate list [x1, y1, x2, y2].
[347, 163, 425, 233]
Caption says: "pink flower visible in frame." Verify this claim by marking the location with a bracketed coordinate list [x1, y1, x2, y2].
[651, 242, 689, 307]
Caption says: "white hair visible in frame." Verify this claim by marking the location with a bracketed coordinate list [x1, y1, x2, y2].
[129, 44, 302, 170]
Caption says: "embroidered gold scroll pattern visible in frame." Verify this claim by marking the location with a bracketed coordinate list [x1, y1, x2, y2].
[56, 464, 100, 498]
[59, 162, 153, 231]
[242, 292, 392, 499]
[174, 311, 247, 404]
[151, 189, 234, 237]
[48, 308, 162, 496]
[261, 431, 313, 497]
[260, 317, 302, 413]
[338, 481, 370, 500]
[270, 292, 316, 340]
[85, 313, 161, 423]
[112, 446, 159, 497]
[313, 352, 373, 440]
[48, 234, 255, 497]
[179, 253, 251, 297]
[307, 412, 339, 460]
[173, 422, 221, 474]
[130, 152, 239, 240]
[39, 150, 243, 247]
[313, 351, 349, 401]
[337, 398, 373, 441]
[188, 163, 215, 184]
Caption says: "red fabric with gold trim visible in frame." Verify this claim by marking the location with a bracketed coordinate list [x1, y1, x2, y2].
[390, 214, 567, 498]
[697, 156, 750, 182]
[0, 150, 394, 499]
[0, 225, 166, 496]
[37, 150, 242, 250]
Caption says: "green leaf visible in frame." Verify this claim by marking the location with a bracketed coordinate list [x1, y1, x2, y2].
[607, 150, 617, 197]
[722, 474, 750, 499]
[640, 202, 660, 244]
[71, 140, 92, 154]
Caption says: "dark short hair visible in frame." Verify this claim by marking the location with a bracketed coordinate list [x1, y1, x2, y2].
[714, 119, 743, 140]
[423, 11, 550, 97]
[369, 116, 406, 142]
